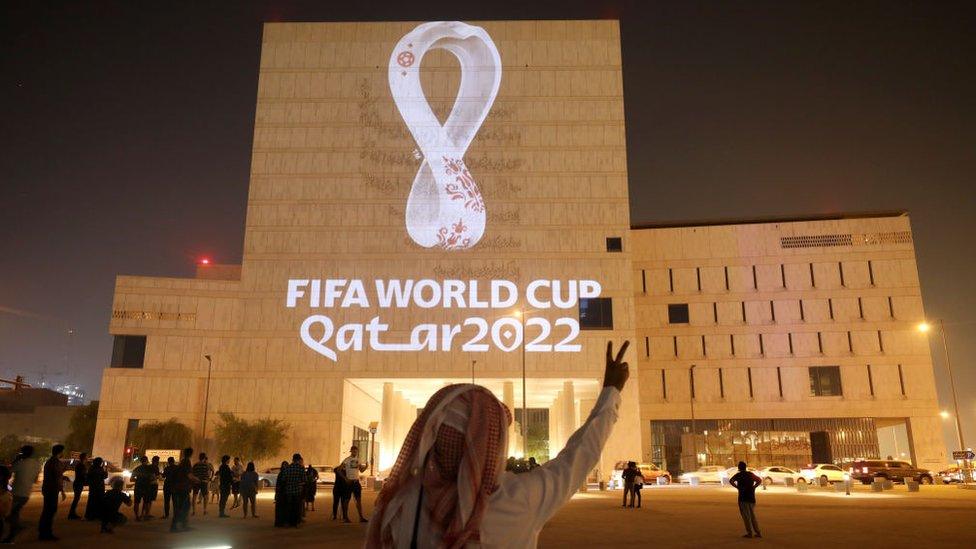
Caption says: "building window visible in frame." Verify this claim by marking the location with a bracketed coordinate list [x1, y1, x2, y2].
[868, 260, 875, 286]
[867, 365, 875, 396]
[579, 298, 613, 330]
[809, 263, 816, 287]
[752, 265, 758, 289]
[770, 301, 776, 322]
[817, 332, 824, 354]
[696, 267, 702, 291]
[690, 368, 696, 400]
[828, 298, 834, 320]
[799, 299, 805, 321]
[897, 364, 906, 396]
[644, 336, 650, 357]
[888, 296, 895, 318]
[661, 370, 667, 400]
[111, 335, 147, 369]
[668, 268, 674, 292]
[788, 333, 794, 355]
[606, 237, 622, 252]
[718, 368, 725, 398]
[668, 304, 690, 324]
[741, 302, 747, 323]
[747, 367, 754, 398]
[730, 334, 736, 356]
[877, 330, 884, 353]
[673, 337, 678, 357]
[701, 335, 707, 356]
[352, 426, 371, 464]
[858, 297, 864, 319]
[780, 264, 787, 288]
[776, 366, 784, 398]
[713, 302, 718, 323]
[809, 366, 843, 397]
[839, 262, 846, 287]
[724, 266, 730, 291]
[759, 334, 765, 356]
[847, 331, 854, 353]
[641, 270, 647, 294]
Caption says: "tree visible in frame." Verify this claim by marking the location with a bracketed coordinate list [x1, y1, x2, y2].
[130, 418, 193, 451]
[64, 401, 99, 455]
[0, 434, 52, 463]
[214, 412, 289, 462]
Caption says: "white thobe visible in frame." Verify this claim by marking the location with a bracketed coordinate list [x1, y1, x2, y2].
[477, 385, 621, 547]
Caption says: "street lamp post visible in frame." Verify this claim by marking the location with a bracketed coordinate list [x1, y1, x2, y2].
[920, 320, 970, 482]
[519, 305, 527, 457]
[202, 354, 214, 450]
[689, 365, 697, 468]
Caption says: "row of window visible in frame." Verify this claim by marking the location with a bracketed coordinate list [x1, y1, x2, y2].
[640, 260, 900, 294]
[666, 296, 902, 325]
[662, 364, 907, 400]
[644, 328, 908, 358]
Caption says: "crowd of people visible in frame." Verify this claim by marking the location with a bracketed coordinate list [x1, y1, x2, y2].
[0, 341, 768, 545]
[0, 443, 373, 542]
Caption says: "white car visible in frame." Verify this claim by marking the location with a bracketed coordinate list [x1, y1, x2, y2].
[757, 466, 799, 485]
[721, 466, 759, 483]
[679, 466, 725, 484]
[799, 464, 846, 484]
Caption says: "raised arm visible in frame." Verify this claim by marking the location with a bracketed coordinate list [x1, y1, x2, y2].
[517, 341, 630, 525]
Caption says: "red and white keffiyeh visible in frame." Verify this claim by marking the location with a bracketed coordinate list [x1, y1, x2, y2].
[366, 384, 511, 549]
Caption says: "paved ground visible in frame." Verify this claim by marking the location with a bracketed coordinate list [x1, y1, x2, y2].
[4, 483, 975, 547]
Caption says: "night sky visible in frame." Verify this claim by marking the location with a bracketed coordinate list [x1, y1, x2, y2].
[2, 1, 974, 449]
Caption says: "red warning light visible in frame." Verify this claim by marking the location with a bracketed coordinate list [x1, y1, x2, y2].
[199, 257, 211, 265]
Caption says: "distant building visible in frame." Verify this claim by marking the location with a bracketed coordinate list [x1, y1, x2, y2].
[54, 384, 87, 406]
[0, 387, 76, 442]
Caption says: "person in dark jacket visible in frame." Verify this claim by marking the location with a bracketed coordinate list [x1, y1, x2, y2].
[100, 477, 132, 533]
[274, 461, 288, 527]
[217, 455, 233, 518]
[304, 464, 319, 513]
[161, 457, 176, 518]
[67, 453, 88, 519]
[38, 444, 66, 540]
[84, 458, 108, 521]
[331, 462, 349, 521]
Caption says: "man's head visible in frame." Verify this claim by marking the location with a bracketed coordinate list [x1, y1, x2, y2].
[19, 445, 34, 459]
[182, 447, 193, 460]
[52, 444, 64, 457]
[221, 455, 230, 465]
[167, 457, 176, 465]
[529, 457, 538, 465]
[628, 461, 637, 469]
[234, 456, 241, 464]
[737, 461, 747, 472]
[79, 452, 88, 461]
[350, 446, 359, 457]
[110, 477, 125, 491]
[93, 457, 104, 468]
[198, 452, 208, 462]
[292, 453, 303, 464]
[151, 456, 159, 465]
[139, 455, 148, 465]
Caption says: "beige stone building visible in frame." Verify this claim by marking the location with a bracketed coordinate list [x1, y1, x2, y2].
[92, 20, 945, 476]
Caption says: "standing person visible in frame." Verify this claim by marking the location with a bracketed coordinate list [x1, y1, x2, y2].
[729, 461, 763, 538]
[130, 456, 155, 521]
[339, 446, 368, 523]
[622, 461, 639, 507]
[67, 453, 88, 519]
[38, 444, 66, 541]
[230, 457, 244, 510]
[239, 462, 259, 518]
[528, 457, 540, 470]
[331, 462, 348, 521]
[274, 461, 288, 527]
[217, 455, 233, 518]
[1, 445, 40, 543]
[161, 457, 176, 518]
[191, 453, 214, 516]
[170, 447, 197, 533]
[145, 456, 161, 519]
[99, 477, 132, 534]
[366, 340, 630, 548]
[281, 454, 306, 527]
[0, 465, 12, 542]
[304, 464, 319, 513]
[632, 470, 644, 509]
[84, 457, 107, 521]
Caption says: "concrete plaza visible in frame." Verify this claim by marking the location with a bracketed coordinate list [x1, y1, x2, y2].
[5, 484, 975, 547]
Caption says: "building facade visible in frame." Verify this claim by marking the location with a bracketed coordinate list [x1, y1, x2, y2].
[92, 20, 945, 475]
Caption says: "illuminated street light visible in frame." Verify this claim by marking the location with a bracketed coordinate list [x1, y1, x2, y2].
[920, 319, 969, 482]
[916, 322, 930, 333]
[941, 410, 951, 419]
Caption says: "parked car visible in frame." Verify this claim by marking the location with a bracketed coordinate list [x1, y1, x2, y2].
[937, 465, 965, 484]
[721, 466, 759, 482]
[849, 459, 934, 485]
[258, 465, 336, 488]
[678, 466, 725, 484]
[609, 461, 671, 488]
[798, 464, 846, 484]
[757, 466, 799, 486]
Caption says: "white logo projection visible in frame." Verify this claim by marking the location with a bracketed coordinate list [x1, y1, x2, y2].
[389, 21, 502, 250]
[287, 279, 601, 362]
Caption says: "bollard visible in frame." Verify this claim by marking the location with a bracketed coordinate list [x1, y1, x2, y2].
[907, 480, 919, 492]
[373, 479, 383, 491]
[599, 480, 606, 491]
[819, 476, 829, 487]
[785, 477, 795, 487]
[580, 481, 588, 492]
[871, 481, 883, 492]
[657, 476, 667, 486]
[882, 479, 894, 490]
[797, 482, 808, 492]
[690, 476, 700, 486]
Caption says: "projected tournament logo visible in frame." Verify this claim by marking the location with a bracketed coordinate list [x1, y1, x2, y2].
[389, 21, 502, 251]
